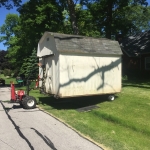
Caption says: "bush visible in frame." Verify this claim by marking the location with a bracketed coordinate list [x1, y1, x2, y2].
[3, 69, 12, 76]
[12, 68, 19, 77]
[0, 70, 3, 74]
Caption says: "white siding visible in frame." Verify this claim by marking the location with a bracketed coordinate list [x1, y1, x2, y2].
[37, 35, 54, 57]
[59, 54, 121, 97]
[38, 35, 60, 94]
[39, 58, 43, 87]
[44, 57, 53, 93]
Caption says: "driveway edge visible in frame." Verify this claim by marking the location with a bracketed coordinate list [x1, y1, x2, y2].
[36, 105, 111, 150]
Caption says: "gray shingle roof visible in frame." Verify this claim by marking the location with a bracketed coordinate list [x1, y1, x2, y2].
[120, 30, 150, 57]
[49, 32, 122, 55]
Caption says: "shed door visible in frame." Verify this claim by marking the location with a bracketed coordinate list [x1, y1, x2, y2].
[44, 57, 53, 94]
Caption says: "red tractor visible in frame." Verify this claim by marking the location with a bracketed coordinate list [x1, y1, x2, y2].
[10, 81, 37, 109]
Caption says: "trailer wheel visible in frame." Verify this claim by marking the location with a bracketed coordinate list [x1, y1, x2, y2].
[108, 95, 115, 101]
[22, 95, 36, 109]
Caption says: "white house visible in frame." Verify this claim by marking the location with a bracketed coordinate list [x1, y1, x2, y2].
[37, 32, 122, 99]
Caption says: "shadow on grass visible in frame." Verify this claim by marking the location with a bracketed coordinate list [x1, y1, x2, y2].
[122, 78, 150, 89]
[38, 94, 111, 110]
[122, 83, 150, 89]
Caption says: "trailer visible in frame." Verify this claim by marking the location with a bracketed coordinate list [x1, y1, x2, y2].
[37, 32, 122, 100]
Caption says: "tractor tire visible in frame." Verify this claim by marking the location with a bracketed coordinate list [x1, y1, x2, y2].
[22, 95, 36, 109]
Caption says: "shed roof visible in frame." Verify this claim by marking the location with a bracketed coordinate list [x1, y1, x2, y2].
[120, 30, 150, 57]
[39, 32, 122, 55]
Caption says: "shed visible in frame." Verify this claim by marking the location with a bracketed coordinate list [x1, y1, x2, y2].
[37, 32, 122, 98]
[120, 31, 150, 76]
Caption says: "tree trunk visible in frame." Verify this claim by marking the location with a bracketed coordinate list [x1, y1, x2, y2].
[105, 1, 113, 39]
[67, 0, 79, 35]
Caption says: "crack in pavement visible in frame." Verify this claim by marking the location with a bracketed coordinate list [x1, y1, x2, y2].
[0, 138, 16, 150]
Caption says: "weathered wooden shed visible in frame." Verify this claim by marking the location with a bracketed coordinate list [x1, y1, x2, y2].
[37, 32, 122, 98]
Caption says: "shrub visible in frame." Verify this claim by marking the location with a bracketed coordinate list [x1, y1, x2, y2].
[12, 68, 20, 77]
[3, 69, 12, 76]
[0, 70, 3, 74]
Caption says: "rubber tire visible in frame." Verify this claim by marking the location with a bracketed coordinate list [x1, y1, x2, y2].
[22, 95, 36, 109]
[108, 95, 115, 101]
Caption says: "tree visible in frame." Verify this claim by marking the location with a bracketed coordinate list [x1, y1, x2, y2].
[0, 14, 19, 47]
[17, 0, 63, 55]
[59, 0, 100, 36]
[2, 0, 150, 76]
[0, 50, 11, 70]
[58, 0, 80, 34]
[0, 14, 22, 67]
[75, 4, 101, 37]
[67, 0, 79, 34]
[16, 0, 64, 67]
[87, 0, 150, 39]
[0, 0, 64, 72]
[19, 49, 38, 79]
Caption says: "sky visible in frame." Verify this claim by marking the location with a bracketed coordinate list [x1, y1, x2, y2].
[0, 0, 150, 50]
[0, 0, 27, 50]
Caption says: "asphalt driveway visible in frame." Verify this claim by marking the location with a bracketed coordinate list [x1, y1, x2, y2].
[0, 87, 103, 150]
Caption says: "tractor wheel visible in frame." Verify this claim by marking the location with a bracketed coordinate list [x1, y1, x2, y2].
[22, 95, 36, 109]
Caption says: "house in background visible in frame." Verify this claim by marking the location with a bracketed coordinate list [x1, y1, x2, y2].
[120, 31, 150, 77]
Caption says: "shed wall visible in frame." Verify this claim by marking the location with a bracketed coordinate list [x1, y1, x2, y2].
[38, 34, 54, 57]
[59, 54, 121, 97]
[38, 35, 60, 94]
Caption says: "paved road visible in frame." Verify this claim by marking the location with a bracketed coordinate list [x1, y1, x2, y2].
[0, 87, 103, 150]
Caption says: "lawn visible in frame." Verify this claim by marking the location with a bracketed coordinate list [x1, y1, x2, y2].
[36, 78, 150, 150]
[2, 74, 150, 150]
[0, 74, 17, 84]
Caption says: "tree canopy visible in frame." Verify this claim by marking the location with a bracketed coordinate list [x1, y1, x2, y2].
[0, 0, 150, 76]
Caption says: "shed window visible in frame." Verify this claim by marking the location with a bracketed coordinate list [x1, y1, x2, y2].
[145, 57, 150, 70]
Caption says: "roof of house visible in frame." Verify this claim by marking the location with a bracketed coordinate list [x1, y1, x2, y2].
[120, 30, 150, 57]
[39, 32, 122, 55]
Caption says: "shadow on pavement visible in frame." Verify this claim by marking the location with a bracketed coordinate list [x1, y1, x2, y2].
[31, 128, 57, 150]
[0, 100, 34, 150]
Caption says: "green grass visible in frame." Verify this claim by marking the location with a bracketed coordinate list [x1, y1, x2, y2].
[2, 75, 150, 150]
[36, 79, 150, 150]
[0, 74, 17, 84]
